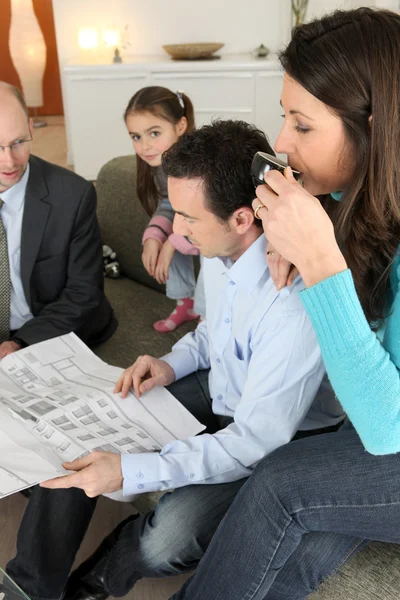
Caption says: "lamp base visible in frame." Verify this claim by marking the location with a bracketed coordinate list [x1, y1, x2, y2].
[32, 118, 48, 128]
[113, 47, 122, 63]
[31, 107, 47, 128]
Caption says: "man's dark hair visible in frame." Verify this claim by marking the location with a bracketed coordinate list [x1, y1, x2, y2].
[162, 119, 274, 223]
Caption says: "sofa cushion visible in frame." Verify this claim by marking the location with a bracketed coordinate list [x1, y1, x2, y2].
[96, 155, 165, 293]
[310, 542, 400, 599]
[94, 277, 198, 368]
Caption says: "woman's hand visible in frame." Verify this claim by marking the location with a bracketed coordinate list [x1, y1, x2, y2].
[253, 168, 347, 287]
[266, 244, 300, 290]
[142, 239, 162, 277]
[154, 239, 175, 285]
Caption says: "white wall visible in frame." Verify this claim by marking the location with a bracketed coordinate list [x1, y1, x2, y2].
[51, 0, 378, 159]
[52, 0, 369, 68]
[52, 0, 290, 66]
[52, 0, 295, 159]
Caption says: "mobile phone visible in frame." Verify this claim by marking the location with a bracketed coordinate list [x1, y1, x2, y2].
[251, 152, 301, 187]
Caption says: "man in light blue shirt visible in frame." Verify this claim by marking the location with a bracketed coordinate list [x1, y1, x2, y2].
[115, 234, 341, 493]
[12, 121, 344, 600]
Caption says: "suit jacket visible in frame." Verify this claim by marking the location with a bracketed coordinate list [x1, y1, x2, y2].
[13, 155, 117, 347]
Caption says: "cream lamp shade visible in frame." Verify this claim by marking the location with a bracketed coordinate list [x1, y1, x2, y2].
[78, 28, 98, 50]
[9, 0, 47, 108]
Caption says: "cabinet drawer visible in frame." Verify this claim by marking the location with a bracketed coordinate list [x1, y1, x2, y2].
[151, 71, 254, 108]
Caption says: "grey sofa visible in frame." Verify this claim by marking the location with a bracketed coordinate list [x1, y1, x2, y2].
[94, 155, 400, 599]
[93, 155, 198, 368]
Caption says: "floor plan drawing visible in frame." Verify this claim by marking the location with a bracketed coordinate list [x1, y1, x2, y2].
[0, 333, 204, 498]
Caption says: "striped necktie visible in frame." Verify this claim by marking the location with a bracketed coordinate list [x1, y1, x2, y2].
[0, 198, 10, 343]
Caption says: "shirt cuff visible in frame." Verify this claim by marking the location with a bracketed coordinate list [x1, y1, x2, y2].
[121, 452, 161, 495]
[162, 349, 198, 380]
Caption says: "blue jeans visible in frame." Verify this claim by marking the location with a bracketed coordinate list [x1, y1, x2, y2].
[170, 426, 400, 600]
[193, 257, 205, 318]
[166, 250, 206, 317]
[166, 251, 196, 300]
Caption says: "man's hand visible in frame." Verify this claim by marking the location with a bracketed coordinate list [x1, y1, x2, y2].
[0, 341, 22, 360]
[154, 239, 175, 284]
[114, 355, 175, 398]
[40, 451, 123, 497]
[142, 239, 162, 277]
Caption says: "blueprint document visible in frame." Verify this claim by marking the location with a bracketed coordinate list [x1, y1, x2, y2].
[0, 333, 204, 498]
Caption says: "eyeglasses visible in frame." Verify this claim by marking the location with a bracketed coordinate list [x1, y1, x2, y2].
[0, 138, 32, 155]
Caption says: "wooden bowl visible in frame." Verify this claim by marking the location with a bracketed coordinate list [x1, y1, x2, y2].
[162, 43, 224, 60]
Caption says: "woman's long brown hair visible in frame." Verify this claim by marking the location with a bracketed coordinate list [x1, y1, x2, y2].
[124, 86, 195, 216]
[280, 8, 400, 325]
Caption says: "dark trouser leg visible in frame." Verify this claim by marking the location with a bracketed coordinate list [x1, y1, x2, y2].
[165, 369, 221, 433]
[7, 487, 97, 600]
[6, 370, 213, 599]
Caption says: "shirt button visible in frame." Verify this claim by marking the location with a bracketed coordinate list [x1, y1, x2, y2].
[138, 484, 144, 490]
[217, 394, 223, 401]
[188, 473, 195, 479]
[216, 358, 221, 363]
[136, 471, 144, 479]
[225, 318, 230, 323]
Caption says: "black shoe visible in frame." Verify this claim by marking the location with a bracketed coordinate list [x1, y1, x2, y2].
[64, 515, 138, 600]
[64, 572, 108, 600]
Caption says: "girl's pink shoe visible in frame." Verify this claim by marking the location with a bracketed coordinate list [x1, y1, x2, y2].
[153, 298, 199, 333]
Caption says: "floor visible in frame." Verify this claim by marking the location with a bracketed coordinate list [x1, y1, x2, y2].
[0, 115, 191, 600]
[30, 115, 70, 170]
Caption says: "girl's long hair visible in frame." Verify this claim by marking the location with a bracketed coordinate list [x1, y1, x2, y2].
[280, 8, 400, 325]
[124, 86, 195, 216]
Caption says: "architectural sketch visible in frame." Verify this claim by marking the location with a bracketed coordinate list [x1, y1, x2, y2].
[0, 333, 204, 498]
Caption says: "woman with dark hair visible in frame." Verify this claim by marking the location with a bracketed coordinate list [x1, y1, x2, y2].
[167, 8, 400, 599]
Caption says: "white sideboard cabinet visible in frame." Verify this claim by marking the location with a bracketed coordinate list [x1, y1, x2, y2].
[63, 55, 284, 180]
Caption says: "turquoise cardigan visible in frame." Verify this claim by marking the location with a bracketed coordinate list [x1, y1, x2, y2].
[300, 252, 400, 455]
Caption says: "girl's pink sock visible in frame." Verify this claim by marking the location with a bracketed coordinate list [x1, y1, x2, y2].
[153, 298, 199, 333]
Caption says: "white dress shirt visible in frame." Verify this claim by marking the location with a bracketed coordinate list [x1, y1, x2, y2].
[1, 165, 33, 331]
[121, 234, 344, 496]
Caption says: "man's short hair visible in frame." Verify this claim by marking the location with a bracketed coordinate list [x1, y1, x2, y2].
[0, 82, 29, 119]
[162, 119, 274, 222]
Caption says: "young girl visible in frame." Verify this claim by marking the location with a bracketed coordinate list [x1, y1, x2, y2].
[124, 86, 204, 332]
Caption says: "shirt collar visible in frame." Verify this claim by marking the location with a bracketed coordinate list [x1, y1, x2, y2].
[220, 234, 269, 292]
[1, 164, 30, 211]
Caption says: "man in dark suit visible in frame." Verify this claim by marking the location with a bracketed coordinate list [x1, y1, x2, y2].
[0, 81, 116, 359]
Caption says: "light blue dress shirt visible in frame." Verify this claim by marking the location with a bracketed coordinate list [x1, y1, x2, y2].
[1, 165, 33, 331]
[121, 234, 344, 496]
